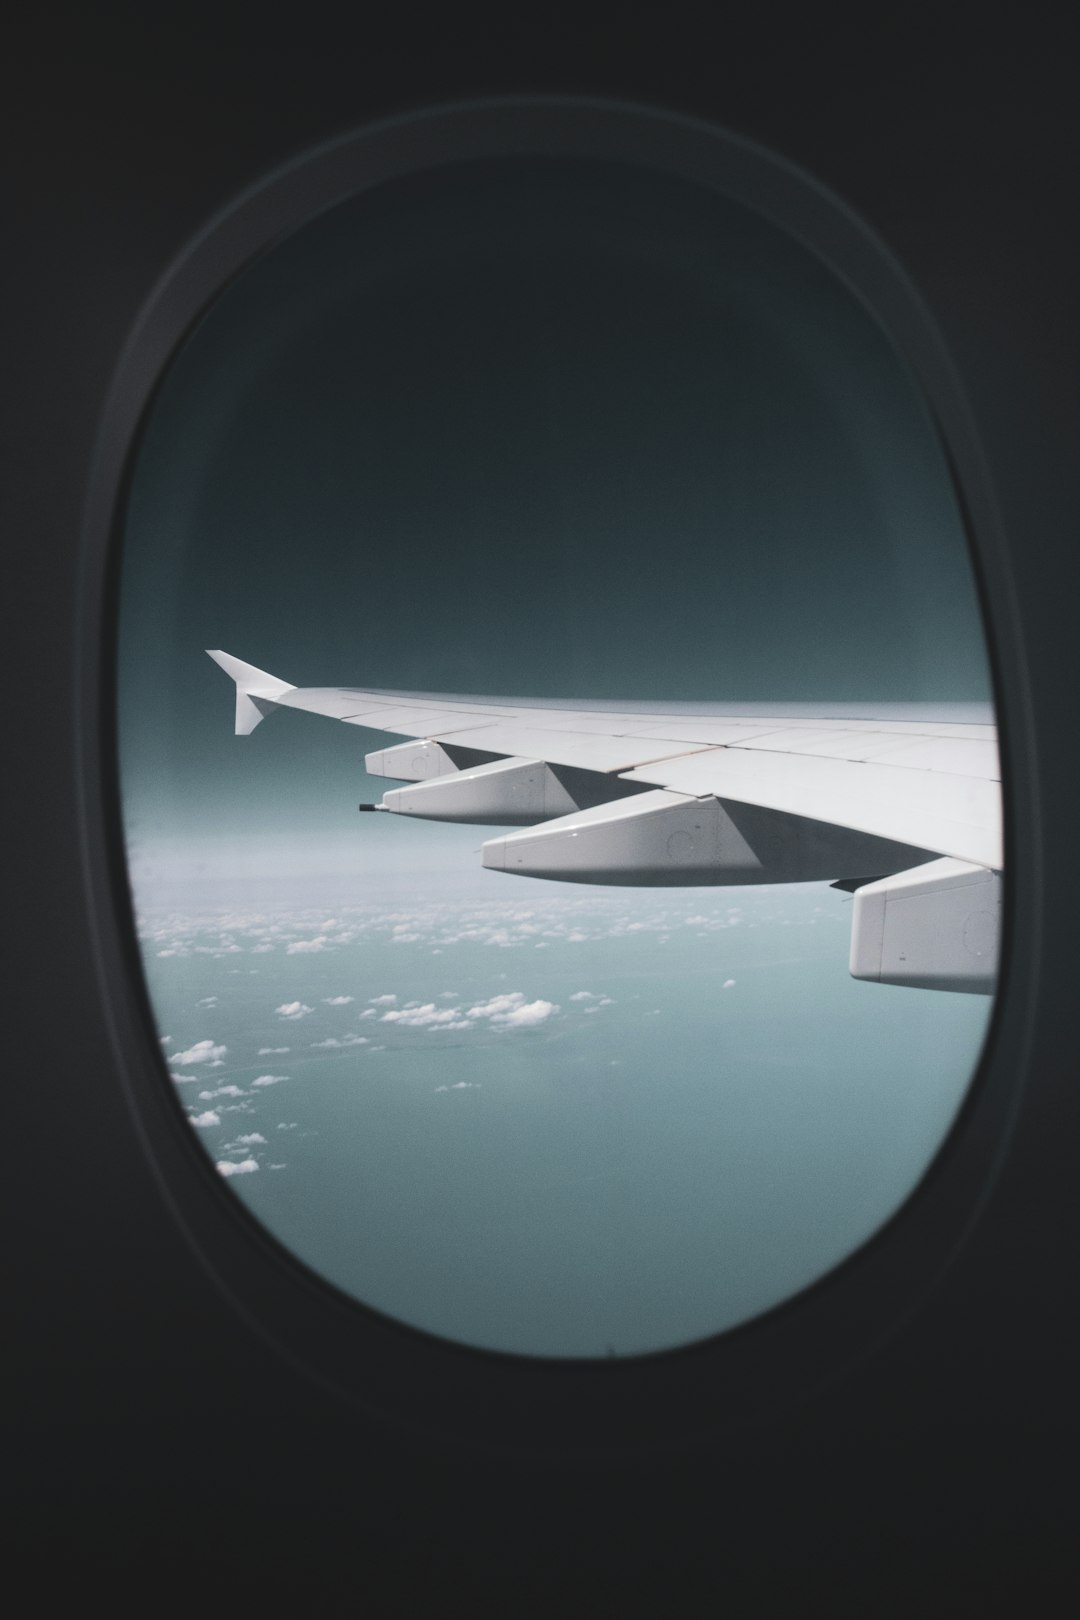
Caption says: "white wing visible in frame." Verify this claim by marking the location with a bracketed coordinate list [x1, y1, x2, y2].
[207, 650, 1002, 993]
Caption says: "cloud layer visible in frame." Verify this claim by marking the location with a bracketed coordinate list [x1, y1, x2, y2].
[173, 1039, 227, 1066]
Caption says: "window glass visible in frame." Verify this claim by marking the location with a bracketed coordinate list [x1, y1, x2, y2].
[119, 154, 997, 1357]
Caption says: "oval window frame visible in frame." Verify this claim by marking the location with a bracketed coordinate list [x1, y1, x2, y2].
[75, 95, 1036, 1456]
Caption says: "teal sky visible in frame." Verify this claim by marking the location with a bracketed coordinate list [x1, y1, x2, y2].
[117, 151, 991, 872]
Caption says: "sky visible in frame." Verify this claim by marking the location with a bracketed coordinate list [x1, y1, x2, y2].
[117, 151, 993, 875]
[115, 150, 996, 1356]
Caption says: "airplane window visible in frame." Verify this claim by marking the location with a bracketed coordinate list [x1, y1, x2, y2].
[117, 143, 998, 1358]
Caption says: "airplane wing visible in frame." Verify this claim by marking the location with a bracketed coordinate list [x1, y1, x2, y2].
[207, 650, 1002, 993]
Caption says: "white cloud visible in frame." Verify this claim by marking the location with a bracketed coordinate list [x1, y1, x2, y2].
[258, 1046, 290, 1055]
[369, 994, 396, 1006]
[495, 999, 557, 1027]
[466, 992, 558, 1028]
[197, 1084, 245, 1100]
[275, 1002, 314, 1020]
[277, 1122, 298, 1131]
[217, 1158, 259, 1177]
[310, 1034, 370, 1048]
[169, 1071, 199, 1084]
[467, 992, 525, 1020]
[722, 979, 736, 989]
[234, 1133, 267, 1145]
[323, 996, 354, 1006]
[160, 1035, 172, 1045]
[380, 1003, 467, 1028]
[190, 1110, 220, 1127]
[286, 936, 331, 955]
[172, 1039, 227, 1066]
[571, 992, 614, 1013]
[359, 1008, 376, 1019]
[197, 996, 218, 1008]
[251, 1074, 289, 1087]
